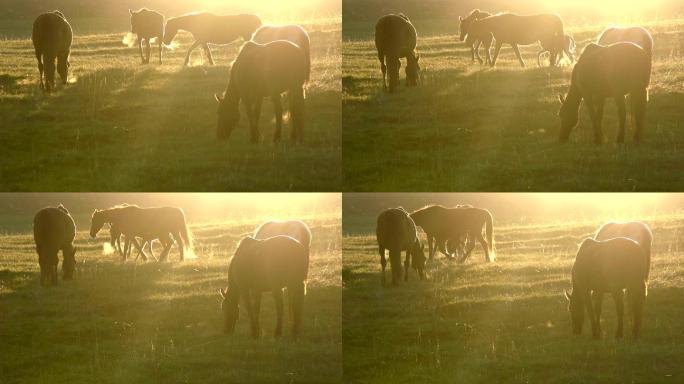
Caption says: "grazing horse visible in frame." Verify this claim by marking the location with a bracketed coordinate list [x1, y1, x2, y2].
[163, 12, 262, 66]
[90, 205, 192, 261]
[215, 41, 307, 143]
[595, 221, 652, 279]
[255, 220, 312, 252]
[459, 9, 494, 64]
[375, 14, 420, 92]
[565, 238, 649, 339]
[598, 26, 653, 61]
[32, 11, 72, 91]
[33, 205, 76, 286]
[129, 8, 164, 64]
[558, 42, 650, 143]
[468, 13, 566, 67]
[410, 205, 494, 263]
[219, 236, 308, 338]
[376, 208, 426, 286]
[538, 33, 575, 66]
[252, 25, 311, 82]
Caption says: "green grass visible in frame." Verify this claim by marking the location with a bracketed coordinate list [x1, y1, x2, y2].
[342, 17, 684, 191]
[0, 213, 342, 383]
[342, 213, 684, 383]
[0, 17, 341, 191]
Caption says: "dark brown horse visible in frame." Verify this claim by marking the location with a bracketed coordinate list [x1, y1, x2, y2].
[459, 9, 494, 64]
[467, 13, 566, 67]
[558, 42, 651, 143]
[33, 205, 76, 286]
[219, 235, 308, 338]
[163, 12, 262, 66]
[376, 207, 425, 286]
[32, 11, 72, 91]
[215, 41, 307, 143]
[595, 221, 652, 279]
[90, 205, 191, 262]
[410, 205, 494, 263]
[252, 24, 311, 82]
[375, 14, 420, 92]
[565, 237, 649, 339]
[129, 8, 164, 64]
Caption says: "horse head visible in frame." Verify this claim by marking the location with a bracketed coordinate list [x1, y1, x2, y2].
[411, 240, 426, 279]
[219, 287, 239, 334]
[557, 93, 580, 142]
[62, 246, 77, 280]
[215, 90, 240, 141]
[89, 209, 106, 238]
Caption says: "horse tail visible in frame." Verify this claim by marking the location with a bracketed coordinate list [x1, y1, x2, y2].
[485, 211, 495, 261]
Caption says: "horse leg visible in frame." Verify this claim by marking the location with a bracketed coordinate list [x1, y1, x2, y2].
[474, 41, 484, 64]
[241, 290, 260, 338]
[184, 41, 201, 66]
[491, 41, 503, 67]
[474, 232, 490, 263]
[202, 43, 215, 65]
[512, 44, 525, 67]
[631, 282, 646, 339]
[632, 88, 647, 144]
[145, 39, 152, 64]
[584, 96, 605, 144]
[613, 289, 624, 339]
[290, 281, 305, 338]
[123, 237, 131, 261]
[35, 51, 44, 89]
[403, 249, 410, 282]
[172, 231, 185, 261]
[289, 87, 305, 143]
[583, 291, 599, 339]
[379, 246, 387, 286]
[615, 95, 627, 143]
[132, 238, 147, 261]
[272, 93, 283, 143]
[427, 235, 435, 260]
[273, 288, 284, 337]
[537, 49, 546, 67]
[137, 37, 144, 64]
[378, 53, 387, 90]
[592, 291, 604, 338]
[158, 36, 163, 64]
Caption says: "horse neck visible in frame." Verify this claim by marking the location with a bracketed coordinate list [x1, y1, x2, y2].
[566, 81, 582, 111]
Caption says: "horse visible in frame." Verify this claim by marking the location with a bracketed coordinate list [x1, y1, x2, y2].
[598, 26, 653, 60]
[467, 13, 566, 67]
[375, 14, 420, 92]
[410, 205, 494, 263]
[538, 33, 575, 66]
[255, 220, 311, 251]
[90, 205, 191, 261]
[558, 42, 650, 143]
[33, 205, 77, 286]
[459, 9, 494, 64]
[163, 12, 262, 66]
[32, 11, 72, 91]
[219, 235, 308, 338]
[251, 24, 311, 82]
[376, 207, 426, 286]
[129, 8, 164, 64]
[215, 41, 307, 143]
[565, 237, 649, 339]
[595, 221, 652, 279]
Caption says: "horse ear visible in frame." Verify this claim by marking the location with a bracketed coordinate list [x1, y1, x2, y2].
[218, 288, 226, 299]
[129, 9, 134, 15]
[214, 93, 224, 103]
[459, 16, 463, 21]
[558, 94, 565, 104]
[564, 290, 572, 301]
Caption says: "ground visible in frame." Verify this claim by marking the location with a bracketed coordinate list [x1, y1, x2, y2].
[0, 213, 342, 384]
[342, 214, 684, 383]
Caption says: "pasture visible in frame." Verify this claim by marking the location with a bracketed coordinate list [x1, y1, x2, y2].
[343, 213, 684, 383]
[0, 212, 342, 383]
[342, 14, 684, 191]
[0, 15, 341, 191]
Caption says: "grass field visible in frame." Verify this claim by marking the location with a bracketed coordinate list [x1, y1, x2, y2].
[0, 212, 342, 383]
[342, 14, 684, 191]
[342, 211, 684, 383]
[0, 16, 341, 191]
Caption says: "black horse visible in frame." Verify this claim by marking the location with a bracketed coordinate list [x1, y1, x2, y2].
[32, 11, 72, 91]
[375, 14, 420, 92]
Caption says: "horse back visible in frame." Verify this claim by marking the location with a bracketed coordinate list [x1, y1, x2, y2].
[375, 14, 417, 58]
[377, 208, 417, 251]
[573, 238, 648, 292]
[598, 26, 653, 57]
[233, 236, 308, 290]
[233, 41, 307, 95]
[575, 43, 650, 96]
[478, 13, 563, 44]
[255, 220, 311, 248]
[33, 207, 76, 249]
[32, 11, 73, 55]
[131, 9, 164, 38]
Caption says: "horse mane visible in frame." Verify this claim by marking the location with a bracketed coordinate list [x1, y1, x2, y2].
[53, 10, 66, 19]
[57, 204, 69, 214]
[397, 13, 410, 22]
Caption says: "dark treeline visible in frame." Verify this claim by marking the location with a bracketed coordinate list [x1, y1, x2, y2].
[343, 0, 684, 38]
[343, 193, 684, 234]
[0, 193, 340, 233]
